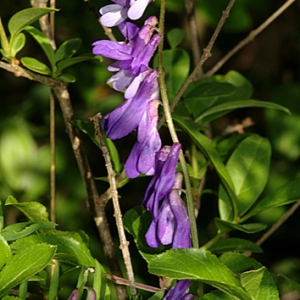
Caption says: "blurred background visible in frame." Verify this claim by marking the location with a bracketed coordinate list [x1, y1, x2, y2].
[1, 0, 300, 298]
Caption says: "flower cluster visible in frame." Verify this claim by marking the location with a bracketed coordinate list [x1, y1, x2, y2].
[93, 1, 194, 298]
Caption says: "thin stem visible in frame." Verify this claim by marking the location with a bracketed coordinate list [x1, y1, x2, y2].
[91, 114, 136, 297]
[50, 91, 56, 223]
[158, 0, 236, 129]
[158, 0, 199, 248]
[204, 0, 297, 77]
[200, 230, 224, 250]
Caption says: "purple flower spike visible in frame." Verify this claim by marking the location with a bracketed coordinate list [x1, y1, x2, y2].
[142, 143, 181, 217]
[103, 70, 158, 140]
[145, 173, 192, 248]
[100, 0, 153, 27]
[163, 280, 194, 300]
[125, 100, 161, 178]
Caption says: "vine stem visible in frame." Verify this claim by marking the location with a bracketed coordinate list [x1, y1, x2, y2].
[158, 0, 199, 248]
[90, 114, 136, 297]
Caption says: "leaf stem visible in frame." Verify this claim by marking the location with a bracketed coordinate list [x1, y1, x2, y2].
[158, 0, 199, 248]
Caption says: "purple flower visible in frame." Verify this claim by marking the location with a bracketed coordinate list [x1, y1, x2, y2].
[92, 17, 160, 98]
[100, 0, 153, 27]
[142, 143, 181, 217]
[102, 70, 158, 140]
[163, 280, 194, 300]
[124, 99, 161, 178]
[145, 173, 192, 248]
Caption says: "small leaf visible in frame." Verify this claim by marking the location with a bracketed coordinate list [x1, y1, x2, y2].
[244, 178, 300, 219]
[149, 248, 251, 300]
[0, 243, 56, 298]
[20, 57, 52, 75]
[0, 18, 11, 58]
[8, 8, 57, 39]
[57, 73, 76, 83]
[0, 201, 3, 230]
[5, 196, 49, 221]
[167, 28, 184, 48]
[55, 38, 82, 62]
[10, 33, 25, 57]
[1, 221, 56, 241]
[56, 54, 98, 73]
[0, 236, 11, 269]
[24, 26, 56, 71]
[215, 218, 267, 234]
[11, 230, 95, 267]
[105, 137, 122, 174]
[209, 238, 262, 254]
[147, 291, 165, 300]
[93, 259, 104, 300]
[241, 267, 279, 300]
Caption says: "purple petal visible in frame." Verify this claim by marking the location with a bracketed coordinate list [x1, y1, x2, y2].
[100, 4, 129, 27]
[163, 280, 193, 300]
[156, 199, 174, 245]
[145, 218, 161, 248]
[118, 21, 139, 40]
[107, 69, 134, 91]
[128, 0, 152, 20]
[92, 40, 131, 60]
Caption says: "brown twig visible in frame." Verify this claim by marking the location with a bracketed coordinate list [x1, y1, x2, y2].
[204, 0, 297, 78]
[0, 61, 127, 300]
[158, 0, 236, 129]
[90, 114, 136, 297]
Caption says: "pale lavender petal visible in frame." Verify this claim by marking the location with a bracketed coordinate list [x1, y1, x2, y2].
[124, 73, 142, 99]
[163, 281, 193, 300]
[92, 40, 131, 60]
[107, 69, 133, 91]
[128, 0, 152, 20]
[100, 4, 128, 27]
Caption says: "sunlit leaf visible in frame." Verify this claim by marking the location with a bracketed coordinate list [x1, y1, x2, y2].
[0, 236, 11, 270]
[10, 33, 25, 57]
[56, 54, 98, 73]
[20, 56, 52, 75]
[149, 248, 251, 300]
[0, 243, 56, 298]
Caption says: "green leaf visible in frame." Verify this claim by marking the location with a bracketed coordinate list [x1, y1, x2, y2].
[8, 8, 57, 39]
[57, 73, 76, 82]
[244, 178, 300, 219]
[24, 26, 56, 72]
[55, 38, 82, 62]
[105, 137, 122, 174]
[20, 57, 52, 75]
[173, 114, 238, 219]
[3, 297, 23, 300]
[56, 54, 98, 73]
[0, 18, 11, 58]
[218, 135, 271, 220]
[215, 218, 267, 234]
[154, 49, 190, 96]
[0, 201, 3, 230]
[0, 236, 11, 269]
[279, 274, 300, 294]
[147, 291, 165, 300]
[208, 238, 262, 254]
[11, 230, 95, 267]
[0, 243, 56, 298]
[241, 267, 279, 300]
[5, 196, 49, 221]
[201, 290, 237, 300]
[10, 33, 25, 57]
[149, 248, 251, 300]
[1, 221, 56, 241]
[219, 252, 262, 274]
[48, 262, 60, 300]
[167, 28, 184, 48]
[93, 260, 104, 300]
[196, 99, 290, 124]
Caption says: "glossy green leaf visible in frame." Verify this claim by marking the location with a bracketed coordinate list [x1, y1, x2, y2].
[149, 248, 251, 300]
[173, 114, 238, 219]
[11, 230, 95, 267]
[279, 274, 300, 294]
[8, 8, 57, 39]
[219, 252, 262, 274]
[1, 221, 56, 241]
[0, 243, 56, 298]
[24, 26, 56, 71]
[57, 73, 76, 82]
[219, 135, 271, 220]
[20, 57, 52, 75]
[10, 33, 25, 57]
[167, 28, 184, 48]
[0, 18, 11, 58]
[154, 49, 190, 96]
[208, 238, 262, 254]
[56, 54, 98, 73]
[55, 38, 82, 62]
[196, 99, 290, 124]
[0, 236, 11, 269]
[241, 267, 279, 300]
[5, 196, 49, 221]
[244, 178, 300, 219]
[215, 218, 267, 234]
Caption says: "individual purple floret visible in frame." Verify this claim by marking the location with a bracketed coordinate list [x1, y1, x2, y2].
[124, 99, 161, 178]
[100, 0, 153, 27]
[102, 70, 158, 140]
[163, 280, 194, 300]
[142, 143, 181, 218]
[92, 17, 160, 99]
[145, 173, 192, 248]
